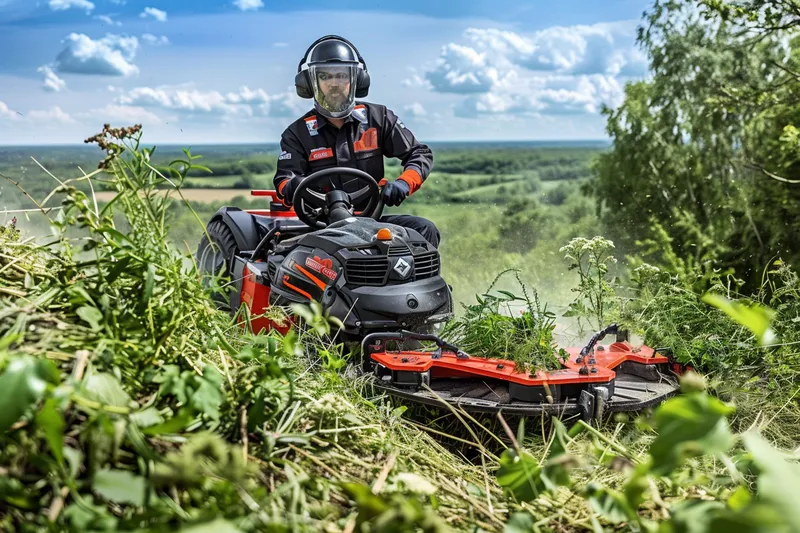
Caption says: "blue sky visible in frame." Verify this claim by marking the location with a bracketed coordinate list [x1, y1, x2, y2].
[0, 0, 653, 145]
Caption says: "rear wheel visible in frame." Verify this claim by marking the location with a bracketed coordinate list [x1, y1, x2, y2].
[196, 219, 239, 312]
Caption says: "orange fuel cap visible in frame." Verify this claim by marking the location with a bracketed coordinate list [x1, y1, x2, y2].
[376, 228, 392, 240]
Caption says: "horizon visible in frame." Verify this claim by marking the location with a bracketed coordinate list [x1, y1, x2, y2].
[0, 138, 612, 148]
[1, 0, 652, 145]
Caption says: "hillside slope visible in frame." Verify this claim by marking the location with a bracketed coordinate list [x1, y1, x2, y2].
[1, 127, 799, 532]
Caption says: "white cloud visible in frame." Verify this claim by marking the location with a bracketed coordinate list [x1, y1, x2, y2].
[49, 0, 94, 12]
[234, 0, 263, 11]
[404, 102, 426, 118]
[141, 33, 169, 46]
[0, 101, 74, 123]
[425, 43, 500, 94]
[114, 83, 305, 118]
[460, 24, 647, 76]
[420, 21, 645, 117]
[54, 33, 139, 77]
[95, 14, 122, 26]
[402, 72, 431, 89]
[27, 106, 75, 123]
[78, 104, 162, 124]
[252, 90, 306, 118]
[37, 65, 67, 92]
[273, 41, 288, 48]
[140, 7, 167, 22]
[0, 101, 20, 120]
[454, 74, 625, 118]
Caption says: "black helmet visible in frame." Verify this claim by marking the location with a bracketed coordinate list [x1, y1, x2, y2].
[295, 35, 370, 119]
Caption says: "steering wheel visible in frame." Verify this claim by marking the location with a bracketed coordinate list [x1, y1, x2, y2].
[292, 167, 383, 228]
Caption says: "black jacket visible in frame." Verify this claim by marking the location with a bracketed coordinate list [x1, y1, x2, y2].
[273, 101, 433, 199]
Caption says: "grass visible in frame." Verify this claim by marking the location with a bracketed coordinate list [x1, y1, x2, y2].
[0, 126, 514, 532]
[440, 269, 569, 374]
[183, 175, 245, 188]
[1, 127, 800, 532]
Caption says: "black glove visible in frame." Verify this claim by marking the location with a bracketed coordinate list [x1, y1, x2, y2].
[279, 176, 301, 206]
[382, 179, 410, 207]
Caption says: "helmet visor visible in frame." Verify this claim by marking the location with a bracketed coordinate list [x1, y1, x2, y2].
[310, 64, 357, 117]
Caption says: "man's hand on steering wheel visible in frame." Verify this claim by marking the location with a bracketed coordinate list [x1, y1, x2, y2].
[278, 176, 301, 206]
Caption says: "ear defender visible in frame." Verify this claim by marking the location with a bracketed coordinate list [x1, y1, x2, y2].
[295, 35, 370, 99]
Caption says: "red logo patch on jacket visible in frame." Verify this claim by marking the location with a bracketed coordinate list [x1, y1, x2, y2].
[309, 147, 334, 161]
[354, 127, 378, 152]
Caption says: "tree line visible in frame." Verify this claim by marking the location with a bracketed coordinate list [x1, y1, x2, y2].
[587, 0, 800, 292]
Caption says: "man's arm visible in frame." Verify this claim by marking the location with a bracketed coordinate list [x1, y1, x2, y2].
[273, 129, 309, 203]
[381, 107, 433, 194]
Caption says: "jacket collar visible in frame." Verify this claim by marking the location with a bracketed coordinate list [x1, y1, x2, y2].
[310, 104, 362, 129]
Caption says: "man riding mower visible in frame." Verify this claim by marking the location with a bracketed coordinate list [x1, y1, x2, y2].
[195, 35, 684, 422]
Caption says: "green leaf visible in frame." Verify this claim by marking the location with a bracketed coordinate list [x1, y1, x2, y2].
[190, 366, 224, 420]
[179, 518, 244, 533]
[666, 499, 726, 533]
[97, 225, 130, 245]
[141, 262, 155, 306]
[142, 409, 194, 436]
[76, 306, 104, 332]
[701, 293, 776, 345]
[0, 477, 36, 510]
[648, 391, 736, 475]
[130, 406, 165, 428]
[392, 405, 408, 418]
[497, 290, 521, 300]
[92, 468, 146, 507]
[583, 483, 636, 524]
[706, 501, 789, 533]
[340, 482, 389, 521]
[35, 397, 65, 465]
[504, 512, 535, 533]
[105, 256, 133, 284]
[0, 356, 57, 432]
[232, 346, 261, 364]
[64, 447, 82, 479]
[290, 303, 316, 324]
[496, 449, 543, 502]
[727, 486, 752, 511]
[740, 432, 800, 531]
[83, 370, 133, 408]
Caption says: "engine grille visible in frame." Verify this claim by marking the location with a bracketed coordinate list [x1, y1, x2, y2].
[388, 245, 409, 257]
[345, 244, 440, 286]
[389, 243, 429, 256]
[345, 257, 389, 286]
[414, 251, 440, 279]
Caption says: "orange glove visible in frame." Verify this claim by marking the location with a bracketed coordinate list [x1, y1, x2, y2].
[397, 168, 423, 194]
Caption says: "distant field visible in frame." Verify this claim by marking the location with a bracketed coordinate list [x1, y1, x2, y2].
[2, 142, 606, 320]
[93, 188, 260, 203]
[183, 173, 274, 188]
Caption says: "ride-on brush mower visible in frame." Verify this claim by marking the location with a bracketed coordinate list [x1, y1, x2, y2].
[196, 167, 684, 421]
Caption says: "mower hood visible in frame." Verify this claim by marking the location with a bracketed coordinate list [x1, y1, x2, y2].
[276, 218, 422, 256]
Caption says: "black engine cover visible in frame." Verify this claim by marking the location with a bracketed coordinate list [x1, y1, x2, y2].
[267, 217, 452, 337]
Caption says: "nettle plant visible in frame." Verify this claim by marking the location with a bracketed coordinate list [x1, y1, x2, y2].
[560, 236, 619, 333]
